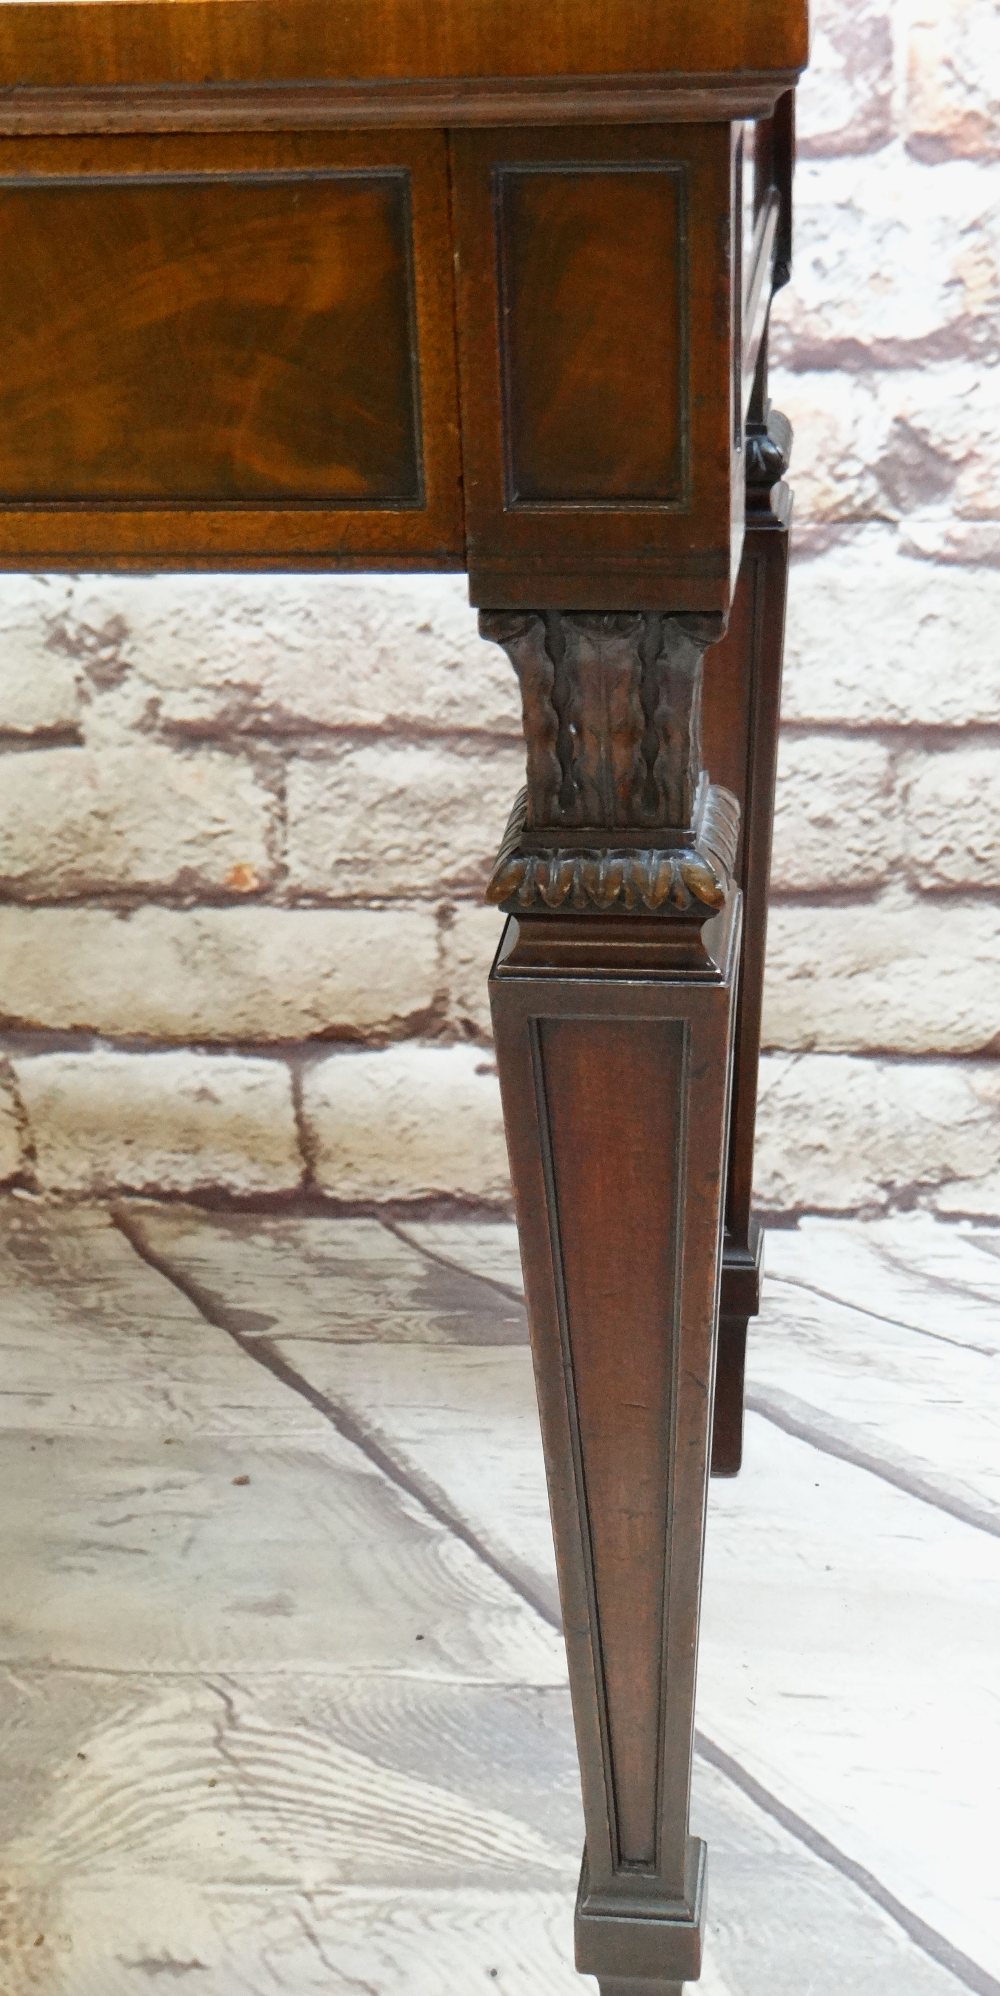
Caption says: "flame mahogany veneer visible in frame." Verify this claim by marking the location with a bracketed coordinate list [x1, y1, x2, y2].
[0, 4, 808, 1987]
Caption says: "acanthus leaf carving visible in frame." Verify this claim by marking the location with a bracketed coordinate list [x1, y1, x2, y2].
[481, 609, 739, 921]
[486, 780, 739, 916]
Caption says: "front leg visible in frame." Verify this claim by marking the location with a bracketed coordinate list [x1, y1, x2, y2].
[485, 610, 740, 1994]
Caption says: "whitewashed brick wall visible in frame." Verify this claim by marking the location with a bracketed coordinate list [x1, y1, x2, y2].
[1, 0, 997, 1218]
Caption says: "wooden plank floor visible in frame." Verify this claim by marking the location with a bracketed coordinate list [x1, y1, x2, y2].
[0, 1198, 996, 1995]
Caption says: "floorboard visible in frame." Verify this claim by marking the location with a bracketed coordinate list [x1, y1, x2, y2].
[0, 1196, 995, 1994]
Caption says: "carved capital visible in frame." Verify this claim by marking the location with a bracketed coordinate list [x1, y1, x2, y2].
[480, 609, 715, 832]
[487, 778, 739, 915]
[482, 608, 739, 921]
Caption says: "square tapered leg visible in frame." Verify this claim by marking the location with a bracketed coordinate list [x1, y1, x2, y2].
[482, 607, 744, 1994]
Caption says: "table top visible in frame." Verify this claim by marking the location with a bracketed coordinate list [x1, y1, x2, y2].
[0, 0, 809, 92]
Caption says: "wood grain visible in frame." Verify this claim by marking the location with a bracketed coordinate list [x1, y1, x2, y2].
[453, 124, 741, 613]
[539, 1016, 685, 1867]
[0, 171, 422, 505]
[0, 1203, 326, 1438]
[702, 1415, 1000, 1976]
[130, 1207, 528, 1347]
[491, 906, 739, 1992]
[399, 1219, 527, 1295]
[756, 1223, 1000, 1517]
[497, 165, 686, 505]
[1, 1199, 997, 1994]
[0, 0, 809, 91]
[261, 1339, 562, 1621]
[0, 1880, 593, 1996]
[768, 1214, 1000, 1353]
[0, 79, 821, 141]
[0, 1424, 562, 1683]
[694, 1756, 974, 1996]
[0, 129, 464, 567]
[282, 1207, 1000, 1979]
[0, 1204, 561, 1688]
[1, 1672, 578, 1885]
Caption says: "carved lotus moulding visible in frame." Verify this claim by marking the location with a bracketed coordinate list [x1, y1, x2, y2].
[487, 777, 740, 916]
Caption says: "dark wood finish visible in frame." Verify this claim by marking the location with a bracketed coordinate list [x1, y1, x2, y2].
[496, 168, 686, 505]
[721, 482, 791, 1253]
[0, 129, 463, 568]
[602, 1986, 684, 1996]
[0, 78, 813, 138]
[0, 6, 807, 1986]
[453, 125, 744, 615]
[485, 614, 709, 832]
[485, 602, 742, 1989]
[481, 612, 739, 918]
[0, 1, 808, 93]
[492, 908, 738, 1987]
[541, 1009, 695, 1868]
[0, 113, 790, 588]
[761, 90, 797, 288]
[0, 172, 421, 504]
[704, 401, 792, 1475]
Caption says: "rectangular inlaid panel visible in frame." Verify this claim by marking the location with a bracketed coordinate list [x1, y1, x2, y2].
[0, 131, 464, 568]
[0, 169, 421, 506]
[497, 166, 687, 506]
[0, 171, 421, 505]
[452, 124, 740, 613]
[539, 1014, 686, 1870]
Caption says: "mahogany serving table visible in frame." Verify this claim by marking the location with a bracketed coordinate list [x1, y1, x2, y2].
[0, 4, 809, 1987]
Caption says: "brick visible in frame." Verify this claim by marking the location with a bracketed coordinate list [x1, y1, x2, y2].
[14, 1051, 302, 1195]
[901, 746, 1000, 889]
[934, 1168, 1000, 1220]
[779, 363, 1000, 528]
[754, 1052, 1000, 1214]
[0, 742, 274, 897]
[0, 905, 438, 1041]
[58, 572, 522, 740]
[0, 577, 79, 736]
[871, 415, 963, 519]
[770, 735, 895, 892]
[771, 152, 1000, 369]
[776, 373, 886, 525]
[873, 364, 1000, 522]
[796, 0, 894, 157]
[440, 903, 505, 1037]
[762, 897, 1000, 1055]
[302, 1043, 509, 1202]
[906, 0, 1000, 163]
[900, 522, 1000, 567]
[286, 744, 524, 899]
[782, 528, 1000, 728]
[0, 1066, 23, 1183]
